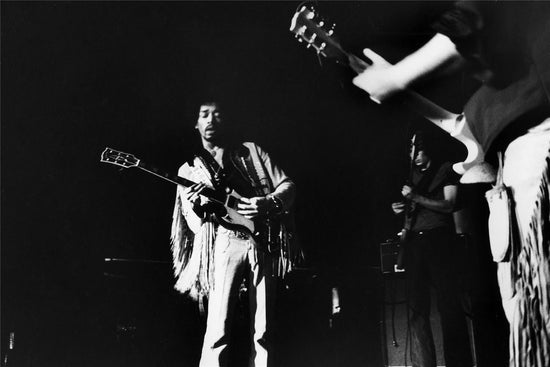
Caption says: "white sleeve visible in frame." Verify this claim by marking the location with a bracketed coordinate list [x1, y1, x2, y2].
[175, 164, 203, 234]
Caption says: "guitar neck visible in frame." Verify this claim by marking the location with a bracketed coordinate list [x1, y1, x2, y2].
[136, 161, 226, 203]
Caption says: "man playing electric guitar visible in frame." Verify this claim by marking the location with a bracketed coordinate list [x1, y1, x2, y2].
[391, 132, 471, 367]
[170, 98, 298, 367]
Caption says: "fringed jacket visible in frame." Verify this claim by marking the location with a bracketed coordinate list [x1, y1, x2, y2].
[170, 142, 300, 300]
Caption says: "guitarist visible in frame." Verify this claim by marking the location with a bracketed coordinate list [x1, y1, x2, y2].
[170, 98, 298, 367]
[390, 131, 471, 367]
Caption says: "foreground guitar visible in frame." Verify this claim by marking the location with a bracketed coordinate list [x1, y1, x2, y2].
[289, 5, 484, 175]
[100, 147, 257, 237]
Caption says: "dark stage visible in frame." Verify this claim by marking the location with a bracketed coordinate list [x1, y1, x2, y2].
[2, 2, 506, 366]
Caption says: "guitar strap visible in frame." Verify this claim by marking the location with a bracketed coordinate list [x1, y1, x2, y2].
[196, 150, 227, 190]
[229, 146, 269, 197]
[228, 146, 283, 253]
[196, 145, 262, 197]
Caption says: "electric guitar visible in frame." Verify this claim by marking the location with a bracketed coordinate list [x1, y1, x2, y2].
[289, 5, 484, 175]
[100, 147, 275, 247]
[400, 133, 418, 244]
[393, 134, 418, 270]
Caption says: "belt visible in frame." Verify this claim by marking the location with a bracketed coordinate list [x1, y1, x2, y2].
[217, 227, 250, 240]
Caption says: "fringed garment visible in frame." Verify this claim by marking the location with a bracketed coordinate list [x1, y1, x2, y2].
[501, 119, 550, 367]
[512, 159, 550, 367]
[170, 142, 301, 301]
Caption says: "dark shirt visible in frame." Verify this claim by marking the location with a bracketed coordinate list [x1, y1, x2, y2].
[222, 148, 258, 198]
[412, 162, 458, 232]
[199, 145, 258, 198]
[432, 1, 550, 152]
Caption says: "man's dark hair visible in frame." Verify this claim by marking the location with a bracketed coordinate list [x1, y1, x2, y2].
[197, 100, 223, 112]
[413, 130, 430, 154]
[191, 93, 234, 123]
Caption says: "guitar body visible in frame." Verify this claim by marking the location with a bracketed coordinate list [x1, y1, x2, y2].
[397, 212, 412, 270]
[217, 189, 256, 235]
[220, 189, 283, 253]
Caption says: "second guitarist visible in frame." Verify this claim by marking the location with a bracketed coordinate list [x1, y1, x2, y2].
[171, 98, 299, 367]
[390, 131, 472, 367]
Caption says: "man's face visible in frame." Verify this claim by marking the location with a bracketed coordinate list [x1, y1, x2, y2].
[196, 103, 223, 142]
[414, 150, 430, 168]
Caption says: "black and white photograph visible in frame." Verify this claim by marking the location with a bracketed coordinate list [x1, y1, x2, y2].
[2, 1, 550, 366]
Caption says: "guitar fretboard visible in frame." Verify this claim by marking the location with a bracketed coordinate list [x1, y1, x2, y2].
[137, 161, 227, 204]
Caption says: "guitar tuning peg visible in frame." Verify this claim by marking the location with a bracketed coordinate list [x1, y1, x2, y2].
[306, 43, 312, 49]
[297, 38, 303, 43]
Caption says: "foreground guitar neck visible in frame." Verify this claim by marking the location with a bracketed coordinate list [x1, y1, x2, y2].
[136, 161, 225, 203]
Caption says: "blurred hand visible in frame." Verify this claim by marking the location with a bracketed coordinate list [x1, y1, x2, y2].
[182, 183, 210, 212]
[237, 196, 271, 219]
[401, 185, 416, 200]
[352, 49, 405, 104]
[391, 201, 406, 214]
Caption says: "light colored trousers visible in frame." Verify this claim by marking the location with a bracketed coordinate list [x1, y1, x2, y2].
[497, 118, 550, 366]
[199, 228, 276, 367]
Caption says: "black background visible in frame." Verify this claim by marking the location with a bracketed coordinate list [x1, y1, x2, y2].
[2, 2, 476, 366]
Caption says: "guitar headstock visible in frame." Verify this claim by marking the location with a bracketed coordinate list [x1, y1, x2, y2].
[289, 4, 345, 62]
[408, 133, 418, 168]
[100, 147, 140, 169]
[410, 134, 417, 156]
